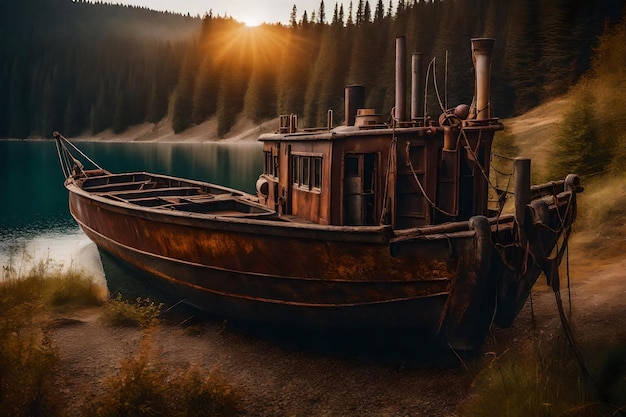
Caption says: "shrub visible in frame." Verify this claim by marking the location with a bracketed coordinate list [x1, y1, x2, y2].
[83, 332, 242, 417]
[0, 255, 119, 417]
[2, 256, 107, 310]
[0, 277, 62, 417]
[549, 86, 610, 180]
[101, 294, 163, 328]
[44, 270, 106, 308]
[462, 335, 624, 417]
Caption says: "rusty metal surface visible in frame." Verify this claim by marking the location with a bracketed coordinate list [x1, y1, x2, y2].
[65, 170, 502, 348]
[65, 166, 577, 350]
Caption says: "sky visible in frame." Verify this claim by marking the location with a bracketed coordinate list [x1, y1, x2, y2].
[105, 0, 333, 26]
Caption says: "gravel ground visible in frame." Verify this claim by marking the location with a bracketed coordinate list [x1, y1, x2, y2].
[51, 244, 626, 416]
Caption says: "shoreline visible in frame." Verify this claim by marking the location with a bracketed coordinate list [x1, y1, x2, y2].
[4, 116, 280, 143]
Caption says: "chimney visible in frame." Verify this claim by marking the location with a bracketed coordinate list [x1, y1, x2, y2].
[470, 38, 495, 120]
[395, 36, 407, 123]
[411, 52, 424, 121]
[345, 85, 365, 126]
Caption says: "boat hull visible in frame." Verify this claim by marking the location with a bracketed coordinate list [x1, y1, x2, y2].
[66, 178, 500, 350]
[65, 171, 578, 351]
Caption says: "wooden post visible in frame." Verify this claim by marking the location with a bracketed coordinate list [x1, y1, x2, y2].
[514, 157, 531, 239]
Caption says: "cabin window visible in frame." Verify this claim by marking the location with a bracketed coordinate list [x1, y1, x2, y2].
[313, 157, 322, 189]
[301, 157, 310, 189]
[264, 151, 271, 175]
[264, 151, 278, 177]
[345, 155, 360, 177]
[292, 154, 323, 191]
[292, 155, 300, 185]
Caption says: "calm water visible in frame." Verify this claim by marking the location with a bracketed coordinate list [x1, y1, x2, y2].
[0, 139, 262, 281]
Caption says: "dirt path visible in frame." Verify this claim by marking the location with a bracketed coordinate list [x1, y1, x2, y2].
[51, 243, 626, 416]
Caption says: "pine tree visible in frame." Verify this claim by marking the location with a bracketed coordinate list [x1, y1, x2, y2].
[551, 88, 607, 178]
[290, 5, 298, 27]
[318, 1, 326, 24]
[375, 0, 385, 21]
[172, 45, 200, 133]
[112, 81, 129, 133]
[347, 1, 354, 26]
[504, 0, 541, 114]
[192, 55, 218, 124]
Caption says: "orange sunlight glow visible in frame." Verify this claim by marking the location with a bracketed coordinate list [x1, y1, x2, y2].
[241, 17, 263, 28]
[207, 22, 287, 70]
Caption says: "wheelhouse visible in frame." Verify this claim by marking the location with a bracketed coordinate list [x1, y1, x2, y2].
[255, 37, 503, 229]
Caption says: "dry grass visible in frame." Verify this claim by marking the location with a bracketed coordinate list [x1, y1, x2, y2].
[100, 293, 163, 328]
[1, 260, 244, 417]
[462, 335, 625, 417]
[80, 331, 242, 417]
[501, 97, 570, 183]
[0, 262, 107, 417]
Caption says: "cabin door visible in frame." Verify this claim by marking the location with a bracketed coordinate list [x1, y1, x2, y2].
[343, 153, 377, 225]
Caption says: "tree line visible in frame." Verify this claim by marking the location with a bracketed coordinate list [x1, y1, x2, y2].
[0, 0, 622, 139]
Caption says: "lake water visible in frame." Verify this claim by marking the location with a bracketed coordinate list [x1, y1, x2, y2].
[0, 139, 263, 284]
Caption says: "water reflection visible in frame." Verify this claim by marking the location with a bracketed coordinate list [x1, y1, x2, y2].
[0, 140, 263, 278]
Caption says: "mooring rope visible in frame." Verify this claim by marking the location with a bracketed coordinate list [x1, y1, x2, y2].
[379, 110, 398, 225]
[406, 144, 459, 218]
[53, 131, 103, 179]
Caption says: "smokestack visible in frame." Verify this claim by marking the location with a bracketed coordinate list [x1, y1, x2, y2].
[471, 38, 495, 120]
[345, 85, 365, 126]
[411, 52, 424, 121]
[395, 36, 406, 123]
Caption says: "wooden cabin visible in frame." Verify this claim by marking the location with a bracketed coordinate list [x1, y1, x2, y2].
[255, 37, 502, 230]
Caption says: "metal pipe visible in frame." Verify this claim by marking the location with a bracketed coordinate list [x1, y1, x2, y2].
[395, 36, 406, 122]
[471, 38, 495, 120]
[411, 52, 424, 121]
[344, 85, 365, 126]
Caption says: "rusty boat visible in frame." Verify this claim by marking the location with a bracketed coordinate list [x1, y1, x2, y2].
[54, 37, 581, 350]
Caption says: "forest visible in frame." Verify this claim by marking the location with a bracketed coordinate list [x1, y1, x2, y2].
[0, 0, 623, 139]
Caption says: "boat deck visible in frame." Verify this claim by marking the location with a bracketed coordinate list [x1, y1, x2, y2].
[78, 171, 278, 219]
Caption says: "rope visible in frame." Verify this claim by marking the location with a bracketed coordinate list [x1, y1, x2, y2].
[56, 132, 102, 171]
[56, 144, 69, 178]
[405, 143, 459, 218]
[555, 288, 596, 384]
[531, 187, 596, 384]
[379, 110, 397, 225]
[492, 152, 517, 161]
[566, 244, 572, 316]
[53, 131, 102, 179]
[424, 57, 446, 118]
[461, 128, 507, 194]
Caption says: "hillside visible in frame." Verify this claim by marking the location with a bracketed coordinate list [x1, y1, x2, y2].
[72, 115, 280, 143]
[501, 95, 626, 262]
[501, 97, 570, 182]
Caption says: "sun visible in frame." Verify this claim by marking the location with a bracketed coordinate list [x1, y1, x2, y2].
[241, 16, 264, 28]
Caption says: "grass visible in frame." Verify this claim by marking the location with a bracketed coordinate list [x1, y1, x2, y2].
[462, 335, 626, 417]
[0, 260, 106, 417]
[2, 257, 107, 310]
[100, 293, 163, 328]
[1, 255, 243, 417]
[82, 331, 242, 417]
